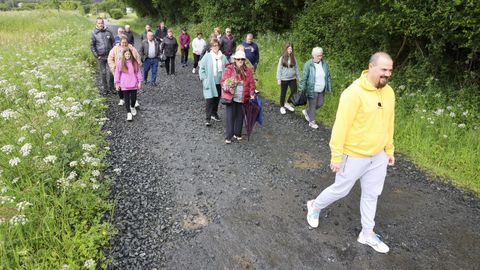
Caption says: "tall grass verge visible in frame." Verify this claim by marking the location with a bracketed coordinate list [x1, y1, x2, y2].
[0, 10, 113, 269]
[254, 33, 479, 194]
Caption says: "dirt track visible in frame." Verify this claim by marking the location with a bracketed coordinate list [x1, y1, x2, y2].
[102, 26, 480, 269]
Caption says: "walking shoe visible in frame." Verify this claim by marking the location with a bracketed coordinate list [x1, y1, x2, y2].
[306, 200, 320, 228]
[211, 116, 221, 122]
[130, 107, 137, 116]
[126, 113, 133, 121]
[280, 107, 286, 115]
[302, 109, 310, 122]
[284, 102, 295, 112]
[233, 135, 242, 141]
[225, 139, 232, 144]
[192, 68, 196, 74]
[205, 121, 211, 127]
[309, 121, 319, 129]
[118, 99, 125, 106]
[134, 100, 140, 108]
[357, 232, 390, 253]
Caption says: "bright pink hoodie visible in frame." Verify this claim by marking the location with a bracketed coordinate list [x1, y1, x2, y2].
[114, 60, 142, 91]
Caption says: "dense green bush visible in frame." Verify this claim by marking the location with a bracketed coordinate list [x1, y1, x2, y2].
[109, 8, 124, 19]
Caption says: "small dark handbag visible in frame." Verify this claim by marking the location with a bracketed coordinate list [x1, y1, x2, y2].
[288, 91, 307, 106]
[220, 97, 232, 105]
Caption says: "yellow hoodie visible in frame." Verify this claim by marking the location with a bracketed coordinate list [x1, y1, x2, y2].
[329, 70, 395, 163]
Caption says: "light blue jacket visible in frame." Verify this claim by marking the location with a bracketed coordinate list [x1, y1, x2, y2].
[198, 52, 229, 99]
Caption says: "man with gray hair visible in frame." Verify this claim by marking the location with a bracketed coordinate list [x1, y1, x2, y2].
[299, 47, 332, 129]
[114, 27, 125, 45]
[124, 25, 134, 45]
[306, 52, 395, 254]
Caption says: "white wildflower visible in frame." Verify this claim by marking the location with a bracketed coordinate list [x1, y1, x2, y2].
[17, 249, 28, 256]
[20, 125, 30, 131]
[92, 170, 100, 177]
[61, 264, 69, 270]
[434, 109, 444, 116]
[83, 258, 95, 268]
[446, 106, 453, 110]
[0, 217, 5, 224]
[1, 109, 17, 119]
[35, 99, 47, 105]
[82, 99, 91, 105]
[45, 141, 53, 146]
[443, 135, 448, 138]
[29, 129, 37, 134]
[0, 195, 15, 204]
[82, 144, 96, 152]
[20, 143, 32, 156]
[34, 91, 46, 99]
[113, 168, 122, 175]
[69, 161, 78, 167]
[66, 97, 75, 102]
[43, 133, 51, 140]
[12, 178, 19, 184]
[16, 201, 33, 211]
[43, 155, 57, 164]
[458, 123, 466, 128]
[398, 85, 405, 90]
[62, 129, 69, 135]
[449, 112, 456, 117]
[92, 183, 100, 190]
[462, 110, 468, 116]
[47, 110, 58, 118]
[9, 214, 28, 225]
[28, 88, 38, 96]
[422, 109, 426, 113]
[9, 157, 20, 167]
[56, 178, 70, 189]
[67, 171, 77, 180]
[1, 145, 13, 154]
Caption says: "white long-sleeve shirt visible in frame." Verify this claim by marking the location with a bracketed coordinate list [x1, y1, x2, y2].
[192, 37, 207, 55]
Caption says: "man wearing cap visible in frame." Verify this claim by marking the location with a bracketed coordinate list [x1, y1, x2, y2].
[305, 52, 395, 254]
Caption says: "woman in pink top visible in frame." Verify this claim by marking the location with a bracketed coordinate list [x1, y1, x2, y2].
[114, 49, 143, 121]
[180, 27, 191, 67]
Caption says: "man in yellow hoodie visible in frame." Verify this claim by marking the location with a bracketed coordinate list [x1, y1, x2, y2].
[306, 52, 395, 254]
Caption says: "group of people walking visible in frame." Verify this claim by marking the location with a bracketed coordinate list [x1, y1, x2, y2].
[90, 17, 396, 255]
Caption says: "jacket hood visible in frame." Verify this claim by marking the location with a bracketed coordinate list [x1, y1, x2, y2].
[358, 70, 386, 91]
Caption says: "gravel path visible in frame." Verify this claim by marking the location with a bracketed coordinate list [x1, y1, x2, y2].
[101, 27, 480, 269]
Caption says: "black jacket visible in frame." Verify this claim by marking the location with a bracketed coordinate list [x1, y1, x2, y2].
[90, 27, 114, 58]
[140, 39, 161, 61]
[161, 36, 178, 57]
[125, 31, 135, 45]
[219, 35, 236, 56]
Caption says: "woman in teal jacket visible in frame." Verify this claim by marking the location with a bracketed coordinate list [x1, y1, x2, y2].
[299, 47, 332, 129]
[198, 38, 229, 126]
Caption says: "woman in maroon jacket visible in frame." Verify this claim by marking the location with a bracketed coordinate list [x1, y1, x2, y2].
[220, 50, 255, 144]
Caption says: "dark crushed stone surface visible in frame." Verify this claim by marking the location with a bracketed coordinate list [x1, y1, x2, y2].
[100, 27, 480, 270]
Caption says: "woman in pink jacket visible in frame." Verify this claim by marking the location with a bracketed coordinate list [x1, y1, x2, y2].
[220, 50, 255, 144]
[180, 27, 191, 67]
[114, 49, 143, 121]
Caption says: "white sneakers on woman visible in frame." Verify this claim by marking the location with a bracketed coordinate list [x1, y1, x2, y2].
[126, 113, 133, 121]
[284, 103, 295, 112]
[280, 107, 286, 114]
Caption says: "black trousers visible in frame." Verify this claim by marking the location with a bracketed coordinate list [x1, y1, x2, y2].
[118, 90, 124, 99]
[225, 101, 244, 140]
[165, 55, 175, 74]
[123, 90, 137, 113]
[193, 54, 201, 69]
[280, 79, 297, 107]
[181, 47, 189, 64]
[205, 84, 221, 120]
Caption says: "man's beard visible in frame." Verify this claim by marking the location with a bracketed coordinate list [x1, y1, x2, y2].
[376, 76, 389, 88]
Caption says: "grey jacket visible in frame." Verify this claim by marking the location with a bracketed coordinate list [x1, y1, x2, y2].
[90, 27, 114, 58]
[276, 56, 299, 81]
[139, 39, 161, 61]
[161, 36, 178, 57]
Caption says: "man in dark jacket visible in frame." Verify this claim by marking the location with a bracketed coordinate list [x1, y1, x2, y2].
[90, 17, 114, 92]
[161, 29, 178, 75]
[220, 28, 236, 60]
[155, 22, 168, 43]
[140, 32, 161, 86]
[140, 24, 152, 41]
[242, 33, 259, 72]
[124, 25, 135, 45]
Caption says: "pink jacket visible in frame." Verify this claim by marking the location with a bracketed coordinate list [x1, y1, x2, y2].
[114, 60, 142, 91]
[180, 32, 190, 48]
[220, 63, 255, 103]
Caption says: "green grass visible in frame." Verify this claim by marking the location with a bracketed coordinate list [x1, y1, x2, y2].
[0, 10, 113, 269]
[254, 33, 479, 194]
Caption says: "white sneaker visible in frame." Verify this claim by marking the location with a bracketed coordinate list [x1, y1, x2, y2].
[357, 232, 390, 253]
[134, 100, 140, 108]
[306, 200, 320, 228]
[126, 113, 133, 121]
[284, 102, 295, 112]
[302, 109, 310, 122]
[309, 121, 319, 129]
[192, 68, 196, 74]
[130, 107, 137, 116]
[280, 107, 286, 115]
[118, 99, 125, 106]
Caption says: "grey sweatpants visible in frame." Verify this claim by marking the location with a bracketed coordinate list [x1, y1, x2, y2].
[307, 92, 324, 122]
[312, 151, 388, 234]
